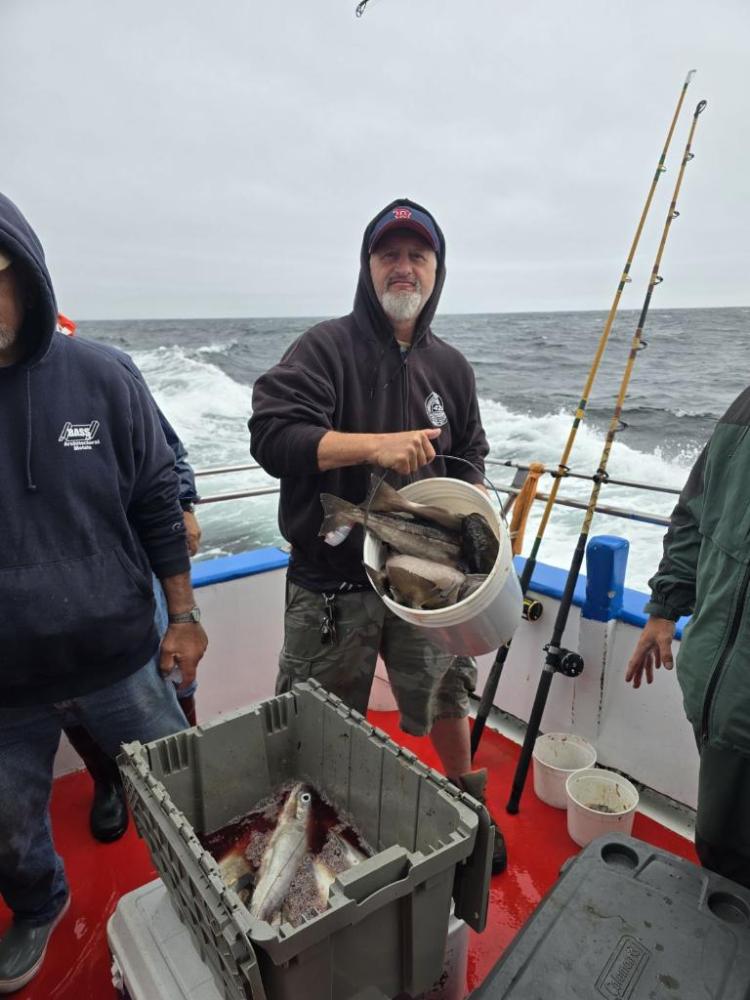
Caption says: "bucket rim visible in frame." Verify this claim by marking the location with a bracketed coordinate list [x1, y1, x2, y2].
[532, 732, 597, 772]
[565, 767, 639, 816]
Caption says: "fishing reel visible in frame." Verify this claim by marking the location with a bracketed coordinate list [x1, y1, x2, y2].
[558, 648, 584, 678]
[522, 597, 543, 622]
[543, 645, 584, 677]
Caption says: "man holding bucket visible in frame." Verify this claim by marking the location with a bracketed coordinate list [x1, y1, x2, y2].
[250, 199, 507, 873]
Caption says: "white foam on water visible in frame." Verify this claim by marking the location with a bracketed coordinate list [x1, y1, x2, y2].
[132, 346, 283, 554]
[479, 397, 699, 593]
[135, 346, 702, 593]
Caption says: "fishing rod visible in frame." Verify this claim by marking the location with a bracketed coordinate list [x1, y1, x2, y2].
[470, 70, 697, 758]
[506, 98, 708, 814]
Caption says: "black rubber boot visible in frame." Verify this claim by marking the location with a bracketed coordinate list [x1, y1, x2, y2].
[64, 725, 129, 843]
[89, 774, 129, 843]
[0, 895, 70, 995]
[454, 767, 508, 875]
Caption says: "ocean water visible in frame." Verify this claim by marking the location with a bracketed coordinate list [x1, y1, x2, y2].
[78, 307, 750, 594]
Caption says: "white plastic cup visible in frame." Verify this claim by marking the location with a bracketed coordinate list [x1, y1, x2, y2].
[565, 768, 640, 847]
[532, 733, 597, 809]
[362, 478, 522, 656]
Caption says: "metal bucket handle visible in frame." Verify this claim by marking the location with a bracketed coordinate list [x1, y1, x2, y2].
[364, 454, 509, 528]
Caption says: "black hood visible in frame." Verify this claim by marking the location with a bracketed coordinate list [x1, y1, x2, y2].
[353, 197, 446, 347]
[0, 192, 58, 368]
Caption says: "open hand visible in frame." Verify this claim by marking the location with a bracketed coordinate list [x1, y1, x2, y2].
[625, 616, 675, 689]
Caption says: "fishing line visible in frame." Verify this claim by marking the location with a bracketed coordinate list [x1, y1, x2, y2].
[506, 98, 708, 814]
[470, 71, 698, 759]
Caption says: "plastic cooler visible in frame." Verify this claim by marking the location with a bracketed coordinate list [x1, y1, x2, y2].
[118, 680, 492, 1000]
[107, 879, 469, 1000]
[472, 833, 750, 999]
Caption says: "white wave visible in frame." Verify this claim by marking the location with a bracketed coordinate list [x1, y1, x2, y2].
[672, 407, 719, 419]
[132, 346, 284, 557]
[196, 339, 240, 355]
[478, 397, 697, 593]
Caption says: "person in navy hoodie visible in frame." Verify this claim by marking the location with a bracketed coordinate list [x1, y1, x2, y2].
[57, 318, 203, 844]
[0, 193, 208, 994]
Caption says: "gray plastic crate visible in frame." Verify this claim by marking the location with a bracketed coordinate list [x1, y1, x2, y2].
[119, 680, 492, 1000]
[472, 833, 750, 999]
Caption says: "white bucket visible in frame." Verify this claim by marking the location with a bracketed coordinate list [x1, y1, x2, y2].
[565, 768, 640, 847]
[362, 478, 522, 656]
[532, 733, 597, 809]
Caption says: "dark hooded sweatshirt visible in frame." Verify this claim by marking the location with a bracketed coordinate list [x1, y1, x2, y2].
[249, 198, 489, 591]
[0, 193, 190, 707]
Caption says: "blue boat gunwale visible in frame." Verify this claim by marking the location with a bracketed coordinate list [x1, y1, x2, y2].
[191, 545, 689, 639]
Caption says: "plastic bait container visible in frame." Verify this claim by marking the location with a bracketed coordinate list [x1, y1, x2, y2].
[532, 733, 597, 810]
[565, 767, 639, 847]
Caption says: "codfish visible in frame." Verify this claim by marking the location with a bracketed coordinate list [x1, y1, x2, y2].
[385, 554, 487, 610]
[461, 512, 499, 574]
[366, 478, 465, 533]
[319, 495, 461, 566]
[249, 784, 312, 923]
[386, 554, 466, 609]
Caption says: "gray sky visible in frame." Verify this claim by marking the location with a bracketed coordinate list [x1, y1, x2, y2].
[2, 0, 748, 318]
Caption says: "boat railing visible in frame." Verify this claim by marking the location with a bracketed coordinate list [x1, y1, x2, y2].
[192, 460, 676, 528]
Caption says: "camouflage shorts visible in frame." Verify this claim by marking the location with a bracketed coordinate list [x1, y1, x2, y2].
[277, 581, 477, 736]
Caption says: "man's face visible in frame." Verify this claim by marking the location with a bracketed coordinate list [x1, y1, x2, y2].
[369, 230, 437, 326]
[0, 263, 25, 355]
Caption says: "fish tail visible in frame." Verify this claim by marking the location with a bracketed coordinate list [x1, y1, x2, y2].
[319, 494, 361, 537]
[365, 476, 406, 514]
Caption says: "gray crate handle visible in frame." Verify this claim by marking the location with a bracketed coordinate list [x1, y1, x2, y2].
[336, 845, 411, 906]
[451, 794, 493, 932]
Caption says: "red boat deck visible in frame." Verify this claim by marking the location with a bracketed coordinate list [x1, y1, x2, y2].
[0, 714, 697, 999]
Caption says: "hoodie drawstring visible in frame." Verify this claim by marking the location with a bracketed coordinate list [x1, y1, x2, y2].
[25, 369, 37, 492]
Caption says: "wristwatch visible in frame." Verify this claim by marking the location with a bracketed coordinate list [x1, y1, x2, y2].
[168, 606, 201, 624]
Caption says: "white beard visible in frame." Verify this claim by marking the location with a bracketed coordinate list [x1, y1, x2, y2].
[381, 287, 423, 324]
[0, 324, 18, 352]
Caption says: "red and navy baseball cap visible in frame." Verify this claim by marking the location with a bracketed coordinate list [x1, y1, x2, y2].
[368, 204, 440, 254]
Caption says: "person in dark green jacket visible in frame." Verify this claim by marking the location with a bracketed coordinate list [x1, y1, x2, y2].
[626, 387, 750, 888]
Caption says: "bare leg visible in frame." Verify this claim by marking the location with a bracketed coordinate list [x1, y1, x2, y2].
[429, 716, 471, 780]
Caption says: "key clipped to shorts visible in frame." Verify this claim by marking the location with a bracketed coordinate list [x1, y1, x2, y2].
[320, 592, 338, 646]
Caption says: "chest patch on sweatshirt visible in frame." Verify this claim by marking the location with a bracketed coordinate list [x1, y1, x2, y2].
[58, 420, 101, 451]
[425, 391, 448, 428]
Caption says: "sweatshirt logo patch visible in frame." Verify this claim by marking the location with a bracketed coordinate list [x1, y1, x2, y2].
[58, 421, 101, 451]
[425, 392, 448, 427]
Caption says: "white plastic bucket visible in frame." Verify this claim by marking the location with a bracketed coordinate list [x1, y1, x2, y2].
[362, 478, 522, 656]
[565, 768, 639, 847]
[532, 733, 597, 809]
